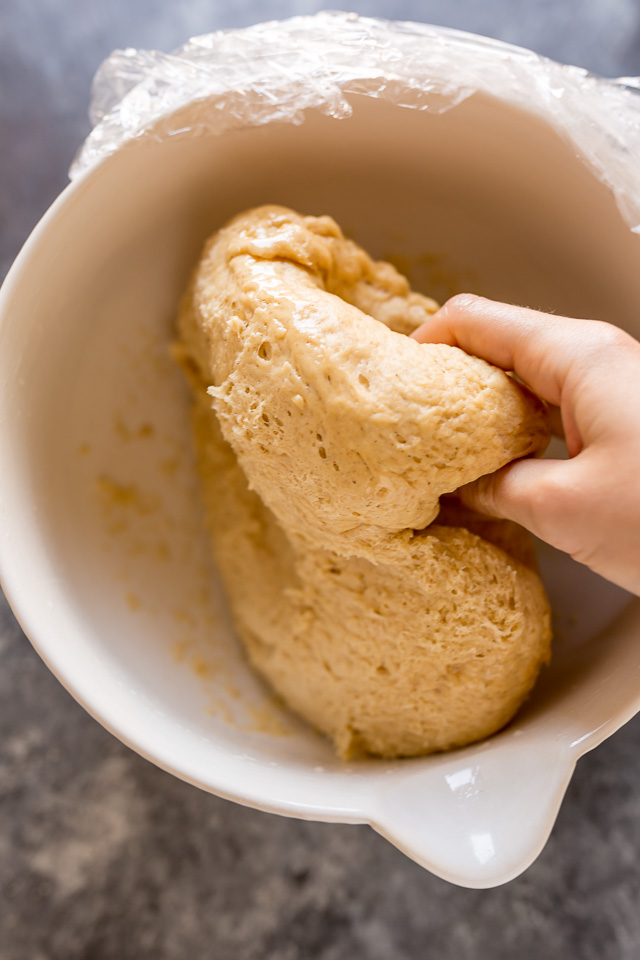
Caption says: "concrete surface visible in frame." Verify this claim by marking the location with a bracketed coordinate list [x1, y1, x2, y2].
[1, 1, 640, 957]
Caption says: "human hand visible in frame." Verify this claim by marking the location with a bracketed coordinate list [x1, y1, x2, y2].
[411, 294, 640, 597]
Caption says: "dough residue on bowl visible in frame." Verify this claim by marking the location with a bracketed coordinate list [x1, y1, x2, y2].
[175, 205, 552, 759]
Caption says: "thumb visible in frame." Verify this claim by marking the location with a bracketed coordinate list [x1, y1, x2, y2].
[457, 457, 573, 548]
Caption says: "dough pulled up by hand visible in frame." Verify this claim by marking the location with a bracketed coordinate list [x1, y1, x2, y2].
[176, 205, 552, 758]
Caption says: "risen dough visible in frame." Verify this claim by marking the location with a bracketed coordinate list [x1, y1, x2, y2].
[176, 205, 552, 758]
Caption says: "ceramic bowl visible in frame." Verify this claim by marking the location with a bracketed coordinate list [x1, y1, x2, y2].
[1, 61, 640, 888]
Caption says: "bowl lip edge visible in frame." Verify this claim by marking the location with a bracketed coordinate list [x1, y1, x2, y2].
[1, 111, 640, 875]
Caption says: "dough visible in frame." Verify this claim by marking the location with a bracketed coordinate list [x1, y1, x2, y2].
[176, 205, 552, 758]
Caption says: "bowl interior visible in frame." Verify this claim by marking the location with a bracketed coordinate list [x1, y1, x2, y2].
[2, 91, 640, 813]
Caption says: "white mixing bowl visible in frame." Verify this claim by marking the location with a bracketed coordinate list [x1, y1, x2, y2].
[1, 63, 640, 887]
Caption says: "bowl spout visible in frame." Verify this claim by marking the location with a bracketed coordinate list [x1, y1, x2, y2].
[372, 740, 575, 887]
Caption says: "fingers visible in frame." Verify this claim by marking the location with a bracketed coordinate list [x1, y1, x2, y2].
[410, 294, 630, 408]
[457, 457, 576, 551]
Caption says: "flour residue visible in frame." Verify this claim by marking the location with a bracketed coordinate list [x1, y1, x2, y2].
[83, 329, 292, 739]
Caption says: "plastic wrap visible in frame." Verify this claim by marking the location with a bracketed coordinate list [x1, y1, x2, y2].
[71, 11, 640, 233]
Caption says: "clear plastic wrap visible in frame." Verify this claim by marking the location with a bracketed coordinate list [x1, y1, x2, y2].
[71, 11, 640, 233]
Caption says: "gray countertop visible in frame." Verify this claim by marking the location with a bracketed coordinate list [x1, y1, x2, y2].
[2, 2, 640, 957]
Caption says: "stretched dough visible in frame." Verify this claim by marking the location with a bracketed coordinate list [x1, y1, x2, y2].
[177, 206, 552, 758]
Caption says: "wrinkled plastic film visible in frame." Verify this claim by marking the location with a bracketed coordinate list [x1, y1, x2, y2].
[70, 11, 640, 233]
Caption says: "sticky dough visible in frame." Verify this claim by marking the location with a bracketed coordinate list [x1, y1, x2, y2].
[176, 205, 552, 758]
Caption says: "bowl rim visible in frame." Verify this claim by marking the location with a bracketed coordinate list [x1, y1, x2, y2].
[2, 87, 640, 889]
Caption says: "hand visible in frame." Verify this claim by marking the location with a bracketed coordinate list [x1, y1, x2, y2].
[411, 294, 640, 597]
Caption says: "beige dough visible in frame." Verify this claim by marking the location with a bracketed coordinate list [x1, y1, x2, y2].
[176, 205, 552, 758]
